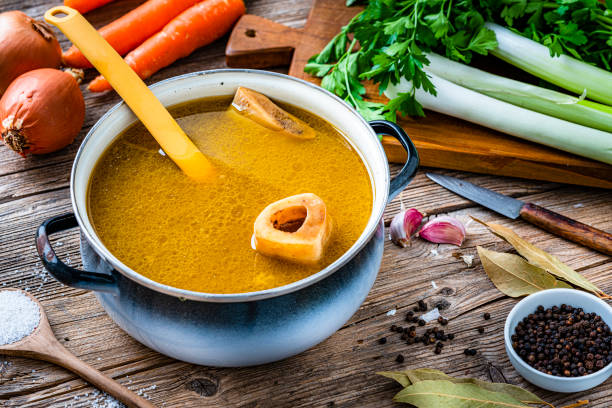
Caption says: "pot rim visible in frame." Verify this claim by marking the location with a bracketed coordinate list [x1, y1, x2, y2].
[71, 69, 390, 302]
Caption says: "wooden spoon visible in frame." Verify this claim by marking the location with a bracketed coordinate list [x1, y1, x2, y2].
[44, 6, 214, 183]
[0, 289, 156, 408]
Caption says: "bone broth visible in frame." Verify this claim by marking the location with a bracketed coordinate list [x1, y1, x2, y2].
[88, 95, 372, 294]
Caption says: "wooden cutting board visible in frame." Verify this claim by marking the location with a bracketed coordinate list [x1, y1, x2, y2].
[225, 0, 612, 188]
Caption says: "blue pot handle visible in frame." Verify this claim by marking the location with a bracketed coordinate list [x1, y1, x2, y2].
[369, 120, 420, 201]
[36, 213, 118, 294]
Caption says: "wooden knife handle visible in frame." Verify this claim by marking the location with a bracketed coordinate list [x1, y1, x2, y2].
[225, 15, 303, 68]
[519, 202, 612, 256]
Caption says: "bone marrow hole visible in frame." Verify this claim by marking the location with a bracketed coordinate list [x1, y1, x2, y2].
[271, 206, 307, 233]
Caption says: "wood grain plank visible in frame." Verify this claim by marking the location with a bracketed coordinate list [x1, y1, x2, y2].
[1, 0, 611, 407]
[1, 186, 610, 407]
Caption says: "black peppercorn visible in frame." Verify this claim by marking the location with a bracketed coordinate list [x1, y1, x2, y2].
[477, 326, 485, 334]
[434, 347, 442, 354]
[512, 304, 611, 377]
[396, 354, 404, 363]
[418, 319, 426, 326]
[464, 348, 477, 356]
[447, 333, 455, 340]
[483, 312, 491, 320]
[378, 337, 387, 345]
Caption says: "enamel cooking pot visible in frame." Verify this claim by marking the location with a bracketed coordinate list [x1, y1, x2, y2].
[36, 70, 419, 367]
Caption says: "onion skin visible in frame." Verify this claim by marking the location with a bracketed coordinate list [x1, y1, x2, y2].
[0, 69, 85, 156]
[0, 11, 62, 96]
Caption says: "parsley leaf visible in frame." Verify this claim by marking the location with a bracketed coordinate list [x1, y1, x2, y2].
[306, 0, 611, 123]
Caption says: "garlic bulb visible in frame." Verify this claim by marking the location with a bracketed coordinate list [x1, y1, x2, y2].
[390, 209, 424, 248]
[417, 216, 466, 246]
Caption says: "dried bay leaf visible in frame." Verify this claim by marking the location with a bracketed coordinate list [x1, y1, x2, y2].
[378, 371, 411, 387]
[473, 218, 606, 297]
[393, 380, 531, 407]
[379, 369, 548, 406]
[477, 246, 571, 297]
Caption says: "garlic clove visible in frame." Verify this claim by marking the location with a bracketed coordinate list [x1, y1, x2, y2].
[417, 215, 466, 246]
[390, 208, 424, 248]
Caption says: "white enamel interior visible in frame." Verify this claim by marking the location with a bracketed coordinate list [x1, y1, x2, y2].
[71, 70, 390, 302]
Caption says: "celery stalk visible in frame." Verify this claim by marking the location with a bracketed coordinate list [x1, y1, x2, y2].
[424, 53, 612, 133]
[385, 74, 612, 164]
[486, 23, 612, 106]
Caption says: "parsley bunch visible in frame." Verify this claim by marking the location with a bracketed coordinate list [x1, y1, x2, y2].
[305, 0, 612, 122]
[491, 0, 612, 69]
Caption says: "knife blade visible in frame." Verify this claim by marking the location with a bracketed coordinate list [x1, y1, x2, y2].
[426, 173, 612, 256]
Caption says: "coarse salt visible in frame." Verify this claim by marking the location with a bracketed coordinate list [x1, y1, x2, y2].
[420, 307, 441, 323]
[91, 392, 125, 408]
[0, 290, 40, 345]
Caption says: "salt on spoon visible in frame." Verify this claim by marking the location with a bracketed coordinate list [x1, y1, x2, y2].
[0, 289, 156, 408]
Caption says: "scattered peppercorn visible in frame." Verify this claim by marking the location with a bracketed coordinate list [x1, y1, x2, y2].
[483, 312, 491, 320]
[513, 304, 611, 377]
[478, 326, 485, 334]
[384, 302, 458, 360]
[464, 348, 477, 356]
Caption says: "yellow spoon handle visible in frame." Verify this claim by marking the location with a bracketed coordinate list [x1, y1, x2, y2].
[45, 6, 213, 182]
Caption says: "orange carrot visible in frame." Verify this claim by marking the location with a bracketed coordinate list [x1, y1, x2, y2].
[63, 0, 204, 68]
[64, 0, 117, 14]
[88, 0, 245, 92]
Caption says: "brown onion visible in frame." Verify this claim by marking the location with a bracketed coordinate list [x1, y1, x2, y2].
[0, 11, 62, 96]
[0, 68, 85, 156]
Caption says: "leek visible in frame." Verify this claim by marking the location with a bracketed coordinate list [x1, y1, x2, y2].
[424, 53, 612, 133]
[486, 23, 612, 106]
[385, 74, 612, 165]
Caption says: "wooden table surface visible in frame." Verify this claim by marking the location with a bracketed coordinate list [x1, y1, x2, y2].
[1, 0, 611, 406]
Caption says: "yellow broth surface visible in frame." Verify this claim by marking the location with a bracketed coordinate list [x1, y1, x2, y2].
[88, 97, 373, 294]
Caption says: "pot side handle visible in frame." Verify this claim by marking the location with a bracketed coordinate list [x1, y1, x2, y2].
[36, 213, 118, 294]
[369, 120, 420, 201]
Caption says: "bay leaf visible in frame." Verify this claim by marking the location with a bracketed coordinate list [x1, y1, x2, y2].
[473, 218, 606, 297]
[393, 380, 531, 407]
[378, 371, 411, 387]
[380, 369, 547, 406]
[477, 246, 571, 297]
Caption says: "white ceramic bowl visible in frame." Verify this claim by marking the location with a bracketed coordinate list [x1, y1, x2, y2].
[504, 288, 612, 393]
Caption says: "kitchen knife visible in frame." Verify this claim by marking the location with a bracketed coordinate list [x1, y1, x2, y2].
[426, 173, 612, 256]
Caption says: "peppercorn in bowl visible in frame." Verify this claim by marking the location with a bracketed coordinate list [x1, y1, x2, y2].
[504, 288, 612, 393]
